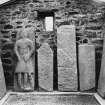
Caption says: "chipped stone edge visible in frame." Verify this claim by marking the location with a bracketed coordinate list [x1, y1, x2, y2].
[1, 91, 104, 105]
[0, 92, 10, 105]
[94, 93, 105, 105]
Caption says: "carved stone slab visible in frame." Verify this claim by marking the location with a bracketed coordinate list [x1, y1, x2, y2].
[58, 67, 77, 91]
[0, 58, 6, 99]
[79, 44, 95, 91]
[38, 43, 53, 91]
[98, 38, 105, 98]
[57, 25, 78, 91]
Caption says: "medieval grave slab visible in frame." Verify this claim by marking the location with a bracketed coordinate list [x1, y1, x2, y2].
[79, 44, 95, 91]
[57, 25, 78, 91]
[98, 37, 105, 98]
[38, 43, 53, 91]
[0, 58, 6, 99]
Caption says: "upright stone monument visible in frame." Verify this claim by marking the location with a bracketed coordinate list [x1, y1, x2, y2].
[14, 38, 35, 91]
[0, 58, 6, 99]
[98, 38, 105, 98]
[57, 25, 78, 91]
[79, 43, 95, 91]
[38, 43, 53, 91]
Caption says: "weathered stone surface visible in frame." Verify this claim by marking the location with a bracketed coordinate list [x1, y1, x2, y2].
[57, 49, 74, 68]
[3, 94, 100, 105]
[38, 43, 53, 91]
[0, 58, 6, 99]
[57, 25, 78, 91]
[0, 0, 103, 93]
[58, 67, 77, 91]
[98, 38, 105, 98]
[79, 44, 95, 91]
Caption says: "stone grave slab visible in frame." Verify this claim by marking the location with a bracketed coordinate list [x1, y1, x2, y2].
[0, 58, 6, 99]
[58, 67, 77, 91]
[38, 43, 53, 91]
[98, 38, 105, 98]
[79, 44, 95, 91]
[57, 25, 78, 91]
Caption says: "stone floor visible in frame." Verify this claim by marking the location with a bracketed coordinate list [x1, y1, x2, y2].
[0, 92, 103, 105]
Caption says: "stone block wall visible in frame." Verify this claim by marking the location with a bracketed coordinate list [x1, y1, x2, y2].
[0, 0, 59, 88]
[0, 0, 104, 89]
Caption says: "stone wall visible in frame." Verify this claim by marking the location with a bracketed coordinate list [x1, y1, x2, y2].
[0, 0, 104, 89]
[0, 0, 59, 88]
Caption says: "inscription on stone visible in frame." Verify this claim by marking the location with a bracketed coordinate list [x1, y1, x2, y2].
[57, 25, 78, 91]
[79, 44, 95, 91]
[38, 43, 53, 91]
[0, 58, 6, 99]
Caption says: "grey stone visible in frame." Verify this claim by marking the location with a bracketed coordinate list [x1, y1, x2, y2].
[58, 67, 77, 91]
[57, 49, 74, 68]
[98, 38, 105, 98]
[3, 94, 100, 105]
[38, 43, 53, 91]
[79, 44, 95, 91]
[57, 25, 78, 91]
[0, 58, 6, 99]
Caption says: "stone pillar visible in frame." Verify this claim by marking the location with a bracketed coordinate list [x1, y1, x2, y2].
[38, 43, 53, 91]
[98, 38, 105, 98]
[57, 25, 78, 91]
[0, 58, 6, 99]
[79, 44, 95, 91]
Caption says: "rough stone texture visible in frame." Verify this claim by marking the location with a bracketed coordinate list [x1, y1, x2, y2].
[0, 58, 6, 99]
[0, 0, 104, 91]
[38, 43, 53, 91]
[79, 44, 95, 91]
[57, 25, 78, 91]
[0, 0, 57, 88]
[58, 67, 77, 91]
[98, 37, 105, 98]
[3, 94, 100, 105]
